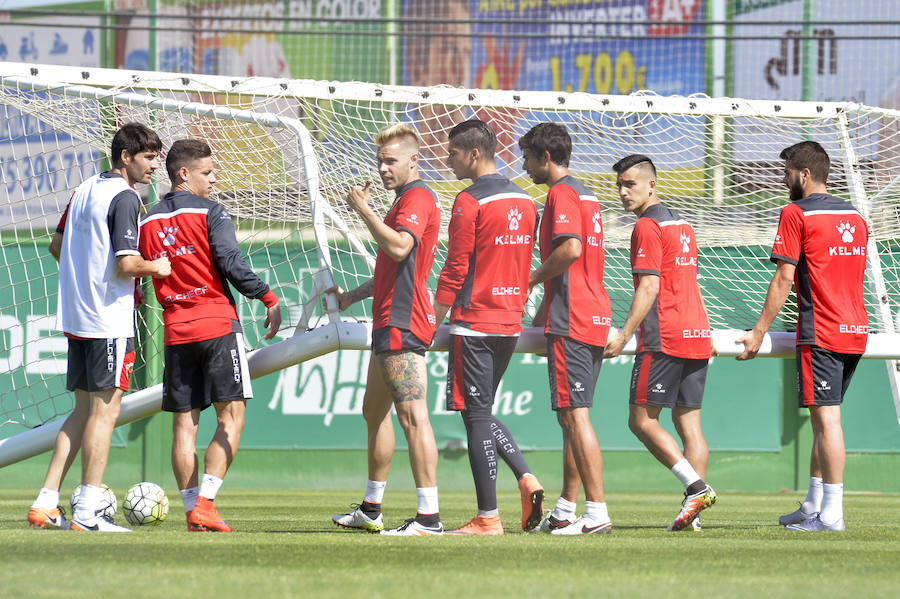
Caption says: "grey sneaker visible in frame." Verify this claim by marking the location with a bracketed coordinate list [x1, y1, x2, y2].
[380, 518, 443, 536]
[785, 515, 845, 532]
[332, 505, 384, 532]
[778, 506, 819, 526]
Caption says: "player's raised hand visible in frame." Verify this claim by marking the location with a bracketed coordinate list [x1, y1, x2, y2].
[345, 180, 372, 214]
[263, 303, 282, 340]
[323, 286, 351, 312]
[735, 329, 762, 360]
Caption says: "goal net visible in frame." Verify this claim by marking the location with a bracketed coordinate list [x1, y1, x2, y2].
[1, 62, 899, 464]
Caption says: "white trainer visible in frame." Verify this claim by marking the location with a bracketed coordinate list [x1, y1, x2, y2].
[332, 506, 384, 532]
[71, 516, 131, 532]
[531, 513, 576, 533]
[380, 518, 443, 536]
[785, 515, 845, 532]
[778, 506, 818, 526]
[549, 515, 612, 535]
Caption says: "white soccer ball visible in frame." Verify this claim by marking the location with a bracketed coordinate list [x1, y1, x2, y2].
[122, 482, 169, 526]
[70, 483, 118, 522]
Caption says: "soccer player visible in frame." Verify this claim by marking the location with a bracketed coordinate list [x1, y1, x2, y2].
[330, 124, 444, 536]
[28, 123, 170, 533]
[139, 139, 282, 532]
[434, 119, 544, 535]
[605, 154, 716, 532]
[737, 141, 868, 532]
[520, 123, 612, 534]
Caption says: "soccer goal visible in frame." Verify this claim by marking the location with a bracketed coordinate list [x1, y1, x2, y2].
[1, 62, 899, 467]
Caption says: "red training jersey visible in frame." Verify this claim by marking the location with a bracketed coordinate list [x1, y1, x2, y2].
[630, 203, 711, 359]
[538, 175, 611, 346]
[139, 190, 276, 345]
[371, 179, 441, 343]
[771, 193, 868, 354]
[435, 173, 536, 334]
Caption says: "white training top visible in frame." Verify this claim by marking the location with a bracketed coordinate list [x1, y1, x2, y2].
[57, 172, 142, 338]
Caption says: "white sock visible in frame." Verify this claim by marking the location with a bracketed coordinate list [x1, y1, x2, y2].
[180, 486, 199, 512]
[584, 501, 609, 524]
[199, 473, 223, 501]
[477, 508, 499, 518]
[75, 484, 101, 521]
[416, 487, 439, 515]
[551, 497, 577, 520]
[33, 488, 60, 510]
[671, 458, 702, 488]
[801, 476, 824, 514]
[364, 480, 386, 504]
[820, 482, 844, 525]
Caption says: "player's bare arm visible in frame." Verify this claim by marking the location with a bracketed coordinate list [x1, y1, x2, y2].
[117, 254, 171, 278]
[736, 260, 796, 361]
[263, 302, 282, 340]
[432, 300, 451, 334]
[604, 273, 660, 358]
[379, 352, 427, 403]
[529, 237, 581, 289]
[345, 181, 415, 262]
[326, 279, 374, 312]
[48, 232, 62, 262]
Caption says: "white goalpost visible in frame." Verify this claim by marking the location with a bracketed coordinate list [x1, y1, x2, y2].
[1, 62, 899, 468]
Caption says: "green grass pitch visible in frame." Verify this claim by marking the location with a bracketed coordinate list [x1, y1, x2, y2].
[3, 488, 899, 598]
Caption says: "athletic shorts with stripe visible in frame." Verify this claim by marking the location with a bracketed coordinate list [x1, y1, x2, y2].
[371, 326, 428, 356]
[66, 337, 135, 392]
[446, 335, 517, 411]
[796, 344, 861, 407]
[162, 331, 252, 413]
[630, 351, 708, 409]
[546, 335, 603, 410]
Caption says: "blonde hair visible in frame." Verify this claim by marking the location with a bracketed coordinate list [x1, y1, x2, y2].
[374, 123, 420, 149]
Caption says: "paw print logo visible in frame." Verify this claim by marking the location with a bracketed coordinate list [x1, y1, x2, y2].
[407, 213, 419, 224]
[837, 221, 855, 243]
[592, 210, 602, 234]
[573, 381, 583, 391]
[680, 232, 691, 253]
[507, 207, 522, 231]
[158, 226, 178, 246]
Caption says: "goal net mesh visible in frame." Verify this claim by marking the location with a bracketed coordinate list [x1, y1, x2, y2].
[2, 66, 899, 433]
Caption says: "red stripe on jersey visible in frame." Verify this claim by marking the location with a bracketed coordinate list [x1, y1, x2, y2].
[635, 353, 652, 405]
[389, 327, 402, 351]
[451, 336, 467, 410]
[553, 336, 571, 409]
[118, 349, 135, 392]
[799, 345, 815, 407]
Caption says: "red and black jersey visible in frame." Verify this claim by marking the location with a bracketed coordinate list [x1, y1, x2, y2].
[435, 173, 536, 334]
[771, 193, 868, 354]
[630, 203, 711, 359]
[538, 175, 611, 346]
[371, 179, 441, 343]
[139, 190, 276, 345]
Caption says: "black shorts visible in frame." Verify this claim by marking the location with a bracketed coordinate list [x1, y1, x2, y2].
[446, 334, 517, 411]
[66, 337, 135, 392]
[630, 351, 708, 409]
[797, 344, 861, 407]
[547, 335, 603, 410]
[162, 332, 252, 413]
[372, 327, 428, 356]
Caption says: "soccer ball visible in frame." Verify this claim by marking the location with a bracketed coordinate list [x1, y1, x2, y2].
[70, 483, 117, 522]
[122, 482, 169, 526]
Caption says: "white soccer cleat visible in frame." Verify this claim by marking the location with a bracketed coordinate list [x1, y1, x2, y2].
[778, 506, 818, 526]
[549, 515, 612, 535]
[530, 512, 576, 533]
[380, 518, 443, 536]
[667, 485, 717, 531]
[785, 515, 845, 532]
[332, 506, 384, 533]
[70, 516, 132, 532]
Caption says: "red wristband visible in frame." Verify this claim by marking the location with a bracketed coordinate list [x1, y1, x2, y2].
[260, 290, 279, 308]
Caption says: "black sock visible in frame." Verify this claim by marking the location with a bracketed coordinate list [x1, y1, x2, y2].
[360, 500, 381, 517]
[686, 480, 707, 496]
[415, 512, 440, 527]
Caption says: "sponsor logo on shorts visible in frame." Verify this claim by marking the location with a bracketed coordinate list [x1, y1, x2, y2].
[651, 383, 666, 394]
[819, 379, 832, 391]
[468, 385, 480, 398]
[107, 341, 115, 372]
[572, 381, 584, 393]
[230, 349, 241, 383]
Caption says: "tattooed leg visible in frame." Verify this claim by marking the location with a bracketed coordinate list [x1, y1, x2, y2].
[378, 352, 437, 488]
